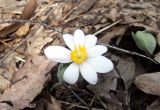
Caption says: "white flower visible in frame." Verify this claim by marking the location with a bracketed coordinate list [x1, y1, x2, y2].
[44, 29, 113, 84]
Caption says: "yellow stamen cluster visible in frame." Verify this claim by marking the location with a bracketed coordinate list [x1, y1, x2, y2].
[70, 45, 88, 64]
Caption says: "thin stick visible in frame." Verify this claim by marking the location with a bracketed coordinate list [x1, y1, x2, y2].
[0, 26, 36, 64]
[99, 43, 158, 64]
[59, 100, 89, 109]
[0, 19, 42, 24]
[0, 40, 30, 56]
[89, 96, 95, 107]
[97, 84, 127, 95]
[93, 19, 122, 36]
[65, 84, 89, 107]
[0, 19, 63, 34]
[97, 96, 108, 109]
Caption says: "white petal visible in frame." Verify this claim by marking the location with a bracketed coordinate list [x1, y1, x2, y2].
[87, 56, 113, 73]
[88, 45, 107, 57]
[88, 45, 108, 57]
[80, 62, 97, 84]
[44, 46, 72, 63]
[85, 35, 97, 48]
[63, 63, 79, 84]
[63, 34, 74, 50]
[74, 29, 85, 46]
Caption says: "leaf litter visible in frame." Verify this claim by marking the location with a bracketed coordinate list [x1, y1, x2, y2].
[0, 0, 160, 110]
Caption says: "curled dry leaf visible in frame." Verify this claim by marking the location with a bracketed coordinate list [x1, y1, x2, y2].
[0, 23, 23, 37]
[15, 23, 30, 37]
[0, 56, 57, 109]
[0, 0, 37, 37]
[20, 0, 37, 20]
[134, 72, 160, 96]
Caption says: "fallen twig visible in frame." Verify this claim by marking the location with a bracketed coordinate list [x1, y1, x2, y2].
[93, 19, 122, 36]
[99, 43, 158, 64]
[0, 19, 63, 34]
[65, 83, 89, 107]
[59, 100, 89, 109]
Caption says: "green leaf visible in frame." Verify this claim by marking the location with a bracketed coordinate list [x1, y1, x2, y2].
[132, 31, 157, 55]
[57, 63, 84, 83]
[57, 63, 70, 82]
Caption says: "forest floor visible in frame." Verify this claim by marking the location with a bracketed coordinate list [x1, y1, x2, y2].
[0, 0, 160, 110]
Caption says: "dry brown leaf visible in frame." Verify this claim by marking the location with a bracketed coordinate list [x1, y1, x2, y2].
[110, 55, 136, 90]
[99, 26, 126, 44]
[26, 26, 57, 55]
[0, 56, 57, 109]
[35, 92, 61, 110]
[0, 0, 37, 37]
[134, 72, 160, 96]
[87, 71, 117, 99]
[111, 55, 135, 105]
[0, 23, 23, 37]
[15, 23, 30, 37]
[75, 0, 97, 14]
[88, 55, 135, 105]
[68, 0, 97, 18]
[0, 75, 11, 92]
[115, 56, 135, 90]
[154, 52, 160, 64]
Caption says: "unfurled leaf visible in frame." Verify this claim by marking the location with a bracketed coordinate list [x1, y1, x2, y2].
[132, 31, 157, 55]
[57, 63, 83, 82]
[57, 63, 70, 82]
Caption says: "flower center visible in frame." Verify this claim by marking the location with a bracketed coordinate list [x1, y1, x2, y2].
[70, 45, 88, 64]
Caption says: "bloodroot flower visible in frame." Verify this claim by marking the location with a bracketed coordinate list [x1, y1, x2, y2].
[44, 29, 113, 84]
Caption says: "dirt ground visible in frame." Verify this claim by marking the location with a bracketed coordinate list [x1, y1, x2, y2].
[0, 0, 160, 110]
